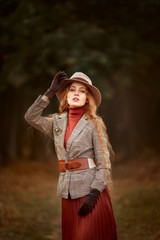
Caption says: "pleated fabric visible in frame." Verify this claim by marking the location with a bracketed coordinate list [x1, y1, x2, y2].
[62, 186, 118, 240]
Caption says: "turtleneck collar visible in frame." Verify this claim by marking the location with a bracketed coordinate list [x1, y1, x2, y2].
[68, 105, 85, 122]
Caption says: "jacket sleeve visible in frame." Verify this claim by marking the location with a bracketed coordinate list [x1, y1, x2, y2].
[91, 121, 111, 192]
[24, 95, 53, 138]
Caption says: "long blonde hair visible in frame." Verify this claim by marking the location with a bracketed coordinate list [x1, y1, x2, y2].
[59, 83, 114, 189]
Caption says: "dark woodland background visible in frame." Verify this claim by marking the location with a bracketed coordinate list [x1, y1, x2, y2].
[0, 1, 160, 239]
[0, 0, 160, 162]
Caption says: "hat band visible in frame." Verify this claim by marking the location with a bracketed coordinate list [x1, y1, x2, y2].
[70, 77, 91, 85]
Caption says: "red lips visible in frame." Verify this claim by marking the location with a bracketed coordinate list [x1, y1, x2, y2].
[73, 97, 79, 101]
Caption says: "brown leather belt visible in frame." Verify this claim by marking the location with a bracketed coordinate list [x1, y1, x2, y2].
[59, 158, 91, 172]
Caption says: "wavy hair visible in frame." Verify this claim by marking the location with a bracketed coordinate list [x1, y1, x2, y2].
[58, 83, 114, 189]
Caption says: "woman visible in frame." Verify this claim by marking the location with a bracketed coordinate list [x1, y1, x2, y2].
[24, 71, 118, 240]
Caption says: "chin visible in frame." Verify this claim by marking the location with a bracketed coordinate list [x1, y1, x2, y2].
[71, 105, 80, 108]
[70, 103, 83, 108]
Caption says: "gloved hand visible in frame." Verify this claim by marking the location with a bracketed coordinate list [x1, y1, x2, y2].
[78, 189, 100, 216]
[44, 71, 67, 99]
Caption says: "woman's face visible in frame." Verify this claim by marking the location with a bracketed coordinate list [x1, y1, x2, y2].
[67, 82, 88, 108]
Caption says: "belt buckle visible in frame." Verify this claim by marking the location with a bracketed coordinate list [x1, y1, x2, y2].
[64, 162, 69, 170]
[64, 162, 72, 171]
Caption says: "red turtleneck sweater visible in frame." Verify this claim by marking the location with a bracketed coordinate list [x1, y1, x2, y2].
[64, 106, 85, 149]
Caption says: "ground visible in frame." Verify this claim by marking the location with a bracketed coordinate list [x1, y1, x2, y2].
[0, 150, 160, 240]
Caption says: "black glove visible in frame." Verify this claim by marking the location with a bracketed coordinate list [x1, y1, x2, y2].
[44, 71, 67, 99]
[78, 189, 100, 216]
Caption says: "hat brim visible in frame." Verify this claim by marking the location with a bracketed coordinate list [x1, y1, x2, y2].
[56, 78, 101, 107]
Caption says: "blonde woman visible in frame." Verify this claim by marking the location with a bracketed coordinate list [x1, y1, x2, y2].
[24, 71, 117, 240]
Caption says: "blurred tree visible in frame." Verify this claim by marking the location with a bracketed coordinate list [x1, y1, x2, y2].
[0, 0, 160, 162]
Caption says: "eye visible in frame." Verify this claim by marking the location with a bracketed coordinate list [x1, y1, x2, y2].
[80, 90, 86, 93]
[70, 88, 75, 92]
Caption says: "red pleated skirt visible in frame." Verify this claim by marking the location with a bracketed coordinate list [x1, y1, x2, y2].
[62, 186, 118, 240]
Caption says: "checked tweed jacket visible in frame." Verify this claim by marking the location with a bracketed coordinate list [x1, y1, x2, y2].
[24, 95, 111, 199]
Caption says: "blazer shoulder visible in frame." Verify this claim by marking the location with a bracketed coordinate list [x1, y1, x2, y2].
[53, 112, 67, 120]
[87, 118, 96, 129]
[87, 117, 104, 132]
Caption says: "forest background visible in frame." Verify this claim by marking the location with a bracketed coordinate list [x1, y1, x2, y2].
[1, 0, 160, 161]
[0, 0, 160, 239]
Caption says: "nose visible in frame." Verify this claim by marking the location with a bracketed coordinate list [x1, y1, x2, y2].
[74, 92, 79, 96]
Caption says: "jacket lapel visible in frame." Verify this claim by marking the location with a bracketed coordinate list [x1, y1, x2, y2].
[55, 112, 68, 157]
[66, 114, 88, 153]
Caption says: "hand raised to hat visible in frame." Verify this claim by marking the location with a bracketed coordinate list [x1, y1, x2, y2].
[78, 188, 100, 217]
[44, 71, 67, 99]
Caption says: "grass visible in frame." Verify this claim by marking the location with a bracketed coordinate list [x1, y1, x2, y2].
[114, 183, 160, 240]
[0, 151, 160, 240]
[0, 160, 61, 240]
[113, 151, 160, 240]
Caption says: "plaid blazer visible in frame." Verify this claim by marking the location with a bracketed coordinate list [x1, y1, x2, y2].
[24, 95, 111, 199]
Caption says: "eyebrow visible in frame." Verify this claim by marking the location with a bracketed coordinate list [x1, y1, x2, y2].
[70, 85, 87, 90]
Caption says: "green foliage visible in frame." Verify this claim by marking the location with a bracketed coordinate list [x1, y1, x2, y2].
[0, 0, 160, 160]
[0, 0, 160, 99]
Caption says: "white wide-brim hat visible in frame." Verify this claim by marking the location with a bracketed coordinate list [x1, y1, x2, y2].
[56, 72, 101, 107]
